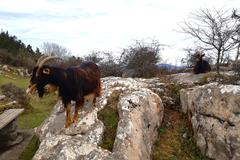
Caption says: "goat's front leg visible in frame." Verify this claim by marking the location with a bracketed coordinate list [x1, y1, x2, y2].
[65, 102, 72, 128]
[73, 99, 84, 127]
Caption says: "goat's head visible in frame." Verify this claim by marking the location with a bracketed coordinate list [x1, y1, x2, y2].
[26, 55, 59, 97]
[195, 52, 205, 61]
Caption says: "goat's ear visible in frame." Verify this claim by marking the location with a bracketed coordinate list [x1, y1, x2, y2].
[43, 68, 50, 75]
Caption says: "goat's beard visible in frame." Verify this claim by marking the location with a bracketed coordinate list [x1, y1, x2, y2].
[37, 84, 45, 98]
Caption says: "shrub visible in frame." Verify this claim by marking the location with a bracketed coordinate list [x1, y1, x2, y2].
[120, 39, 162, 78]
[0, 83, 32, 110]
[84, 51, 122, 77]
[233, 61, 240, 76]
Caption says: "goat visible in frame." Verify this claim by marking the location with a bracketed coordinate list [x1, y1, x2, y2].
[26, 56, 101, 128]
[193, 53, 211, 74]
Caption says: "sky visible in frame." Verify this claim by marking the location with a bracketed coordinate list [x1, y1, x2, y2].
[0, 0, 239, 64]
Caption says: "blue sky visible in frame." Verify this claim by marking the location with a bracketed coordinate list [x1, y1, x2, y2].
[0, 0, 239, 64]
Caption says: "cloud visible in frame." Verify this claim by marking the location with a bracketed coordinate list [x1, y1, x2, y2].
[0, 0, 239, 64]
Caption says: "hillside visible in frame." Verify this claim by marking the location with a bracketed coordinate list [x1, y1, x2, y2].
[0, 31, 41, 69]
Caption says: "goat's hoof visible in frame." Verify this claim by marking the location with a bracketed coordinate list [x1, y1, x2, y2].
[73, 120, 78, 127]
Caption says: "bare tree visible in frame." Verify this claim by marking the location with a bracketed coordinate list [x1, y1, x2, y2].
[181, 8, 237, 74]
[232, 10, 240, 62]
[83, 51, 122, 77]
[230, 9, 240, 76]
[83, 51, 103, 63]
[99, 52, 122, 77]
[120, 39, 162, 78]
[232, 10, 240, 19]
[41, 42, 71, 58]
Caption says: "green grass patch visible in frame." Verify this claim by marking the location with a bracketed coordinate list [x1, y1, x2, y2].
[19, 135, 40, 160]
[158, 127, 167, 135]
[0, 73, 57, 129]
[152, 109, 209, 160]
[98, 91, 119, 151]
[18, 95, 57, 129]
[0, 73, 29, 89]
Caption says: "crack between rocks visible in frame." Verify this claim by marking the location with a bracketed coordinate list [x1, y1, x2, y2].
[204, 135, 208, 155]
[225, 135, 234, 159]
[199, 113, 235, 127]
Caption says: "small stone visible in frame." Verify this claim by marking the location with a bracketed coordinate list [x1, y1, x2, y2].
[182, 133, 187, 139]
[0, 95, 6, 101]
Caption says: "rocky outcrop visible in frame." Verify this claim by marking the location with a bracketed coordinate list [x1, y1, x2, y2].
[169, 72, 208, 86]
[180, 83, 240, 160]
[33, 77, 164, 160]
[0, 64, 30, 77]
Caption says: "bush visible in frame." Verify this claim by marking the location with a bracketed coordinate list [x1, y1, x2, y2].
[0, 83, 32, 110]
[84, 51, 122, 77]
[120, 39, 162, 78]
[233, 61, 240, 76]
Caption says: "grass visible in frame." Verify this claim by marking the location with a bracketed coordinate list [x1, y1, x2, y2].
[0, 72, 29, 89]
[19, 135, 40, 160]
[151, 109, 210, 160]
[97, 91, 119, 151]
[17, 95, 57, 129]
[0, 71, 57, 129]
[0, 69, 57, 159]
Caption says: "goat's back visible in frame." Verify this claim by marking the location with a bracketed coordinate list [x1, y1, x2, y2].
[67, 62, 101, 96]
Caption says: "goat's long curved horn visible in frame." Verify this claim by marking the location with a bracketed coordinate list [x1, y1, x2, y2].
[36, 56, 60, 76]
[38, 56, 59, 68]
[36, 55, 49, 66]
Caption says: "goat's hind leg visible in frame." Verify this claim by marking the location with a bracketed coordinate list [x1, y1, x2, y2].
[93, 89, 101, 107]
[73, 99, 84, 127]
[65, 103, 72, 128]
[93, 96, 97, 107]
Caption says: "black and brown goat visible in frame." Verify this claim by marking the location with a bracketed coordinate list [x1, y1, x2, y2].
[26, 56, 101, 128]
[193, 53, 211, 74]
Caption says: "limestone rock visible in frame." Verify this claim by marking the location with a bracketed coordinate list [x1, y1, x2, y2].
[180, 83, 240, 160]
[33, 77, 164, 160]
[2, 65, 10, 72]
[169, 72, 208, 85]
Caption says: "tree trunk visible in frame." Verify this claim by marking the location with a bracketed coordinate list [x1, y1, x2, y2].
[235, 43, 240, 62]
[216, 50, 221, 74]
[220, 51, 224, 65]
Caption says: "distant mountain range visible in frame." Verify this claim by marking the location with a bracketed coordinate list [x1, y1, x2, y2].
[156, 64, 186, 71]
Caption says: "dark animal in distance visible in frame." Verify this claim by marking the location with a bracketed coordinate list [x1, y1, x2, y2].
[26, 56, 101, 128]
[193, 53, 211, 74]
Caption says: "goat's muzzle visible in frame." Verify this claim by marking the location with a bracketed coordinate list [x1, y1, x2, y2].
[26, 84, 37, 95]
